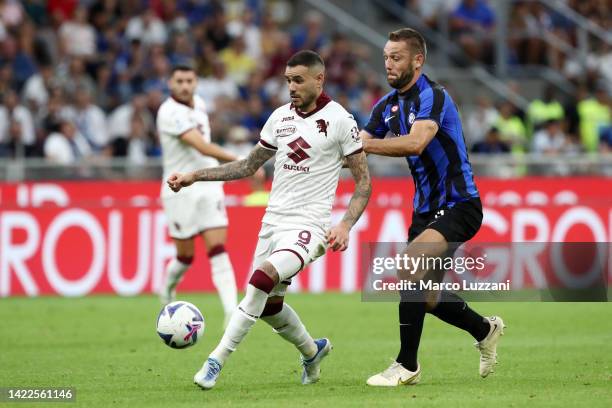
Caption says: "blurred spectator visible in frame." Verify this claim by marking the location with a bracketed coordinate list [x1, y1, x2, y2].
[0, 90, 36, 152]
[1, 0, 25, 29]
[47, 0, 78, 23]
[0, 62, 15, 94]
[125, 8, 167, 47]
[44, 119, 91, 165]
[321, 33, 361, 86]
[108, 93, 153, 143]
[290, 10, 327, 52]
[577, 84, 611, 152]
[532, 119, 569, 154]
[206, 10, 231, 51]
[599, 125, 612, 153]
[509, 1, 552, 66]
[593, 41, 612, 94]
[64, 87, 108, 152]
[224, 125, 254, 158]
[56, 57, 95, 96]
[260, 11, 284, 61]
[495, 101, 527, 153]
[197, 59, 239, 112]
[240, 95, 269, 132]
[264, 32, 292, 78]
[471, 127, 510, 154]
[450, 0, 495, 63]
[465, 95, 499, 146]
[3, 27, 37, 89]
[168, 32, 195, 66]
[22, 63, 55, 111]
[109, 114, 152, 165]
[527, 85, 564, 134]
[407, 0, 460, 28]
[58, 5, 96, 58]
[113, 39, 147, 100]
[0, 119, 33, 157]
[219, 36, 257, 86]
[227, 8, 262, 60]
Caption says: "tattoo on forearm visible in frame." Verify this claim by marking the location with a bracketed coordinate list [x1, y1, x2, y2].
[193, 145, 275, 182]
[342, 152, 372, 228]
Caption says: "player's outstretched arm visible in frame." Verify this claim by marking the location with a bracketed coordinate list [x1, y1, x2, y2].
[327, 151, 372, 251]
[363, 120, 438, 157]
[167, 144, 275, 192]
[181, 128, 238, 162]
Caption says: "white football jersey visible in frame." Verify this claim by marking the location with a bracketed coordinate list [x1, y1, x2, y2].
[259, 94, 362, 232]
[157, 95, 219, 197]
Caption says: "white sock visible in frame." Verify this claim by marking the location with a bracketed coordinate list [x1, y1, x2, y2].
[262, 303, 317, 359]
[164, 258, 190, 290]
[209, 284, 268, 365]
[210, 252, 238, 318]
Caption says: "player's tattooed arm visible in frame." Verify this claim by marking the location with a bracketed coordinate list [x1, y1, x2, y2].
[343, 151, 372, 227]
[167, 145, 275, 191]
[327, 151, 371, 251]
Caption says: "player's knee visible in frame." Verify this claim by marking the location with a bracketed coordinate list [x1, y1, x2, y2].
[248, 269, 277, 294]
[261, 297, 284, 316]
[266, 251, 302, 282]
[177, 255, 194, 265]
[207, 244, 226, 258]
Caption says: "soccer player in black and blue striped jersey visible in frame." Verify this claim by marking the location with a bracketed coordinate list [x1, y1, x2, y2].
[362, 28, 505, 386]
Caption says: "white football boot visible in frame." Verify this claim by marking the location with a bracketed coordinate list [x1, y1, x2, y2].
[366, 361, 421, 387]
[301, 338, 332, 384]
[194, 358, 223, 390]
[475, 316, 506, 378]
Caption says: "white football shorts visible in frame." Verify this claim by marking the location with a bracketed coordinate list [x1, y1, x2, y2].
[162, 182, 228, 239]
[250, 223, 327, 297]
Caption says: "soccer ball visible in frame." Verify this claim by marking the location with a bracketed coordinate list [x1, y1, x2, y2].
[156, 301, 205, 349]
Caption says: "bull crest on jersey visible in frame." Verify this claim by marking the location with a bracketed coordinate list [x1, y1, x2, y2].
[287, 136, 311, 164]
[316, 119, 329, 137]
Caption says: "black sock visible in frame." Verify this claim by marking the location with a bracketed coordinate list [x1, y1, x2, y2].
[428, 291, 490, 342]
[395, 300, 426, 372]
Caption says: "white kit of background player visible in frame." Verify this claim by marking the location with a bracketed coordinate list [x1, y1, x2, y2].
[157, 65, 239, 327]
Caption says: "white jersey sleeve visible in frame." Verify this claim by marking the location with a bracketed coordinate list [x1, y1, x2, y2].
[336, 114, 362, 156]
[157, 104, 197, 137]
[258, 111, 278, 150]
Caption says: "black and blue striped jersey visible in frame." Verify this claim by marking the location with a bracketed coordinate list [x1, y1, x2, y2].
[365, 74, 479, 213]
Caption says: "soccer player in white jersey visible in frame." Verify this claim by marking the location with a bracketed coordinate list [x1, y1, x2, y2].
[157, 65, 239, 326]
[167, 51, 371, 389]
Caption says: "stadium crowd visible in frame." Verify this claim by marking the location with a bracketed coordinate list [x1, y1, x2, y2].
[0, 0, 610, 166]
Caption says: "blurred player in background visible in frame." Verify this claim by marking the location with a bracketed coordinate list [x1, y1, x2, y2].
[167, 50, 371, 389]
[361, 28, 505, 386]
[157, 65, 238, 326]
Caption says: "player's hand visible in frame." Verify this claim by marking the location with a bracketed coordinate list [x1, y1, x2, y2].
[326, 222, 350, 252]
[167, 172, 195, 192]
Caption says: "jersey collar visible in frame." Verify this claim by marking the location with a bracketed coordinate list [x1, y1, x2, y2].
[171, 95, 194, 108]
[397, 73, 426, 100]
[292, 92, 331, 118]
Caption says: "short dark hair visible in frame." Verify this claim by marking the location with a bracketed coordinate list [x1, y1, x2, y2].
[388, 28, 427, 58]
[286, 50, 325, 69]
[170, 64, 195, 76]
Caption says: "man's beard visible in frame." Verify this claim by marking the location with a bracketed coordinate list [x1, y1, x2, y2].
[293, 92, 316, 110]
[387, 68, 415, 90]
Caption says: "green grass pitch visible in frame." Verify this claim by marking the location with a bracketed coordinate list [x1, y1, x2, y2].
[1, 294, 610, 407]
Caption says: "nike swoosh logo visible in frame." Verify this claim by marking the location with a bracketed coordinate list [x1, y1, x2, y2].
[490, 324, 498, 336]
[399, 371, 419, 385]
[385, 115, 396, 123]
